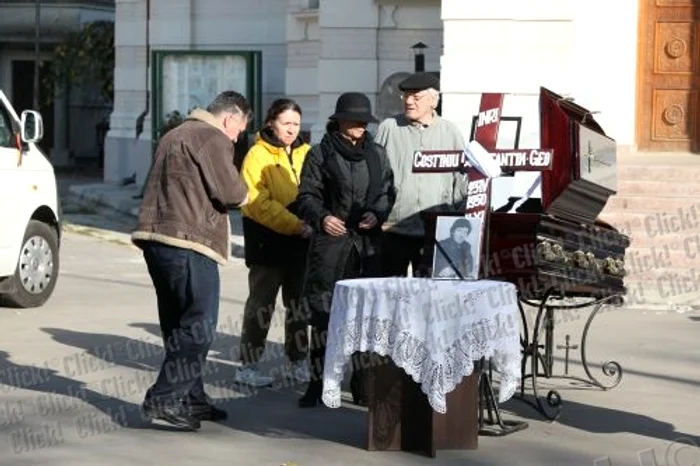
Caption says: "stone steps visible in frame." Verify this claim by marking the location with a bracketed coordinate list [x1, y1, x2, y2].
[617, 163, 700, 182]
[597, 154, 700, 307]
[605, 194, 700, 213]
[623, 247, 700, 273]
[629, 232, 699, 249]
[623, 279, 700, 310]
[598, 210, 699, 241]
[617, 180, 700, 196]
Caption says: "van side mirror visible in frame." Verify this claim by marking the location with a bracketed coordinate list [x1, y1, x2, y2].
[20, 110, 43, 143]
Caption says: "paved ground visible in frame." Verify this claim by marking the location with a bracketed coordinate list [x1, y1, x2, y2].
[1, 204, 699, 465]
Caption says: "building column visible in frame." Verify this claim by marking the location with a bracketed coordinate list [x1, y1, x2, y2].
[312, 0, 379, 142]
[104, 0, 151, 185]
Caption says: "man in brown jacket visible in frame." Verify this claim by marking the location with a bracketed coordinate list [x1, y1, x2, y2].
[131, 91, 250, 430]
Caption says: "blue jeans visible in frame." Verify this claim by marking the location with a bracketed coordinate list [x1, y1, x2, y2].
[141, 242, 220, 409]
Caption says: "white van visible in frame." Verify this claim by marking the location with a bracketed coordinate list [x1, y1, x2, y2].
[0, 90, 61, 308]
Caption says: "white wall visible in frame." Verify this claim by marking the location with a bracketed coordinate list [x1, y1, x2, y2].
[569, 0, 639, 149]
[441, 0, 638, 149]
[441, 0, 574, 143]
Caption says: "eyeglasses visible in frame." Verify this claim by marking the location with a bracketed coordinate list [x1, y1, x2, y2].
[400, 91, 428, 102]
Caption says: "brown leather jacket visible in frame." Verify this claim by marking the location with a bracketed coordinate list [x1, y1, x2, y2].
[131, 109, 249, 265]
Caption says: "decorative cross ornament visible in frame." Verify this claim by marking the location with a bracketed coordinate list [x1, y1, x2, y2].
[556, 334, 579, 375]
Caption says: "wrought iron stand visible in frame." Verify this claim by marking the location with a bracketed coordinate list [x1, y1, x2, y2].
[477, 357, 529, 436]
[517, 288, 625, 421]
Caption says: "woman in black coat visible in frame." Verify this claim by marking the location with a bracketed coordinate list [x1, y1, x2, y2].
[296, 92, 396, 408]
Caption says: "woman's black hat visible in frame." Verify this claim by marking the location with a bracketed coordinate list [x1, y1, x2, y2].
[329, 92, 378, 124]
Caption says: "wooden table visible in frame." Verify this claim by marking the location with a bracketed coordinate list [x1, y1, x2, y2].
[366, 355, 478, 458]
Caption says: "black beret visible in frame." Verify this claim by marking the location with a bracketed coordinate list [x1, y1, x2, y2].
[398, 72, 440, 92]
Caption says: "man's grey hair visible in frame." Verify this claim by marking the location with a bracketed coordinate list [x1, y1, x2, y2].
[207, 91, 253, 121]
[426, 88, 440, 110]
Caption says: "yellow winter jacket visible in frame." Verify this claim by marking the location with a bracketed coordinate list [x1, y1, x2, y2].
[240, 131, 311, 235]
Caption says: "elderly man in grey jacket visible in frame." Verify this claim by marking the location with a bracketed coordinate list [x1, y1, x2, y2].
[375, 72, 468, 277]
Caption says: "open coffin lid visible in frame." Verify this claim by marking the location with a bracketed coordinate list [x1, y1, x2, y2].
[539, 87, 618, 226]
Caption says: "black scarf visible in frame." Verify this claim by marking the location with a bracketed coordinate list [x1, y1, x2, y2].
[322, 131, 383, 211]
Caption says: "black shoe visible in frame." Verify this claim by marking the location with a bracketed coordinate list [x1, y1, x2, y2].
[142, 403, 201, 431]
[351, 393, 368, 407]
[298, 381, 323, 408]
[189, 404, 228, 422]
[350, 371, 368, 407]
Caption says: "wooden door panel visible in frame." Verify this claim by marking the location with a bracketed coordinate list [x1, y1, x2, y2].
[638, 0, 700, 151]
[651, 89, 697, 140]
[654, 21, 696, 74]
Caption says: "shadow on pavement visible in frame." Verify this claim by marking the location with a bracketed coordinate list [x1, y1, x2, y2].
[0, 349, 162, 435]
[38, 325, 367, 449]
[502, 394, 700, 446]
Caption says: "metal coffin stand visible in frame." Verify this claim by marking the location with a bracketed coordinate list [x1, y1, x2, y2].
[485, 88, 631, 421]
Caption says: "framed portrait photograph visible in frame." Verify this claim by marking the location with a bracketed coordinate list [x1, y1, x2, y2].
[431, 216, 484, 281]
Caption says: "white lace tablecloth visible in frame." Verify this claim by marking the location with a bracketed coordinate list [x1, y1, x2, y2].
[321, 277, 522, 414]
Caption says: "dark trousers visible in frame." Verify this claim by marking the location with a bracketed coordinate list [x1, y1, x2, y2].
[239, 264, 309, 365]
[305, 302, 370, 404]
[305, 247, 369, 399]
[142, 242, 219, 409]
[308, 318, 328, 382]
[380, 232, 427, 277]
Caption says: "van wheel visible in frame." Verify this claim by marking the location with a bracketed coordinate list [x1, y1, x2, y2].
[3, 220, 59, 308]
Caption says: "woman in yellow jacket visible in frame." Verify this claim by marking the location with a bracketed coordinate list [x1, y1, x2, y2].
[234, 99, 313, 388]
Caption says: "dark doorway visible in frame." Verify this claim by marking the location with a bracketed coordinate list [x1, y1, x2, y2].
[11, 60, 54, 155]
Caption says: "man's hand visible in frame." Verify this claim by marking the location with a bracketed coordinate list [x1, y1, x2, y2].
[237, 193, 250, 207]
[322, 215, 347, 236]
[358, 212, 378, 230]
[299, 223, 314, 239]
